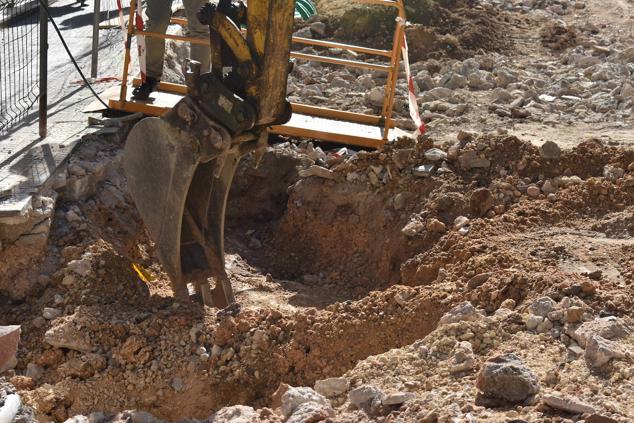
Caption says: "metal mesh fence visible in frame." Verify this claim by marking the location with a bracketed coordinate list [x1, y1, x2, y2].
[0, 0, 40, 135]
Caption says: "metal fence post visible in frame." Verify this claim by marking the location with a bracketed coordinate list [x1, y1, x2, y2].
[91, 0, 101, 78]
[39, 0, 48, 138]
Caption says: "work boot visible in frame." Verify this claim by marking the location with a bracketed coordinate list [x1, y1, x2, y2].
[132, 77, 159, 100]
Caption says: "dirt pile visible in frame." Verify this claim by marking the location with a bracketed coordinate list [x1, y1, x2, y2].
[1, 0, 634, 421]
[306, 0, 511, 60]
[3, 128, 633, 421]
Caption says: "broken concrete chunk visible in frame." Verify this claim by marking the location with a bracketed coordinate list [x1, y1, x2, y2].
[585, 335, 626, 367]
[0, 326, 20, 373]
[438, 302, 483, 326]
[314, 377, 349, 398]
[281, 386, 330, 418]
[67, 257, 92, 277]
[401, 219, 424, 237]
[298, 165, 335, 180]
[529, 296, 557, 317]
[286, 401, 333, 423]
[542, 394, 596, 414]
[42, 308, 62, 320]
[452, 217, 469, 231]
[569, 317, 631, 348]
[348, 384, 385, 412]
[424, 148, 447, 162]
[382, 392, 415, 406]
[475, 353, 539, 404]
[449, 341, 476, 374]
[412, 164, 434, 177]
[207, 405, 257, 423]
[44, 314, 94, 353]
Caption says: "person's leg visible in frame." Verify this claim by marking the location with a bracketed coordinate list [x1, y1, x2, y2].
[144, 0, 173, 80]
[183, 0, 211, 73]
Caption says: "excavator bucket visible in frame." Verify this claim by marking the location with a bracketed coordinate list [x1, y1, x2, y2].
[123, 109, 239, 308]
[123, 0, 294, 309]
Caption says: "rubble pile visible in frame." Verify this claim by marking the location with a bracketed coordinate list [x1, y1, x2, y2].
[1, 0, 634, 422]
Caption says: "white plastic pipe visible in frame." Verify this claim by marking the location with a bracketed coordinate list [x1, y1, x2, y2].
[0, 394, 21, 423]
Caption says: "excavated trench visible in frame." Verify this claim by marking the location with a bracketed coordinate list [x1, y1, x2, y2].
[1, 133, 451, 421]
[4, 128, 634, 421]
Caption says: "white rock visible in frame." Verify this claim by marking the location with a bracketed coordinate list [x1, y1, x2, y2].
[454, 216, 470, 229]
[314, 377, 349, 397]
[538, 94, 556, 103]
[43, 307, 62, 320]
[440, 72, 467, 90]
[569, 317, 631, 348]
[537, 318, 554, 334]
[603, 165, 625, 181]
[427, 87, 454, 99]
[468, 70, 495, 90]
[542, 394, 596, 414]
[401, 219, 424, 237]
[129, 411, 159, 423]
[298, 165, 335, 180]
[286, 402, 333, 423]
[358, 74, 375, 90]
[349, 385, 385, 410]
[526, 315, 543, 331]
[208, 405, 257, 423]
[383, 392, 415, 405]
[529, 297, 557, 317]
[281, 387, 330, 418]
[585, 335, 626, 367]
[0, 395, 22, 423]
[439, 302, 483, 326]
[412, 164, 434, 177]
[424, 148, 447, 162]
[88, 412, 106, 423]
[569, 54, 601, 68]
[67, 258, 92, 277]
[450, 341, 476, 374]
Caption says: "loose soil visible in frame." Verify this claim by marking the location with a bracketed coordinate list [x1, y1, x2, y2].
[1, 0, 634, 422]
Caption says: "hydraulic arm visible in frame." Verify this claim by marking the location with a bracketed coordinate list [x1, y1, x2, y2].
[123, 0, 295, 308]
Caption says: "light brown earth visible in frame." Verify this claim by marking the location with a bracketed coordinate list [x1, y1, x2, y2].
[1, 0, 634, 422]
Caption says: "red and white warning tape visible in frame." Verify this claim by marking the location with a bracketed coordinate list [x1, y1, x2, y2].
[134, 2, 147, 82]
[401, 30, 426, 137]
[115, 0, 126, 44]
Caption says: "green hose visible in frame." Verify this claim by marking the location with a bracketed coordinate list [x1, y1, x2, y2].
[295, 0, 316, 20]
